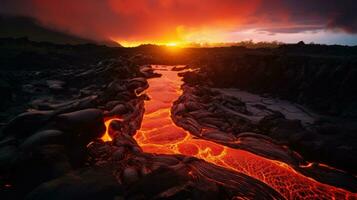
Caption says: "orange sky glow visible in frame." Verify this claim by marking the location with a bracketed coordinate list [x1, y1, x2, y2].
[1, 0, 357, 46]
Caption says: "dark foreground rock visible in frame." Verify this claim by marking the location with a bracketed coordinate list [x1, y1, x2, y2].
[26, 167, 123, 200]
[0, 58, 146, 199]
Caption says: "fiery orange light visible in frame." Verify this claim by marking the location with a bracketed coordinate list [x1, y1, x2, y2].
[101, 118, 117, 142]
[111, 37, 185, 48]
[102, 66, 357, 199]
[166, 42, 178, 47]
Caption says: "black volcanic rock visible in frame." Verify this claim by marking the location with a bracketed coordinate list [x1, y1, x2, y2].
[1, 111, 55, 139]
[0, 55, 144, 199]
[54, 109, 105, 142]
[26, 167, 123, 200]
[186, 52, 357, 118]
[8, 144, 72, 198]
[0, 144, 17, 171]
[19, 130, 64, 150]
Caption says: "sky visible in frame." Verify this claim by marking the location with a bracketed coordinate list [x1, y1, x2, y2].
[1, 0, 357, 46]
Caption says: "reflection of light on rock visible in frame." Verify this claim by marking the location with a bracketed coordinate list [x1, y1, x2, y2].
[103, 65, 356, 199]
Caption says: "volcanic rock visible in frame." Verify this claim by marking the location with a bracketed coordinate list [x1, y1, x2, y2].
[112, 147, 126, 161]
[2, 111, 55, 138]
[19, 129, 64, 150]
[107, 104, 128, 117]
[55, 108, 105, 142]
[26, 167, 122, 200]
[46, 80, 66, 92]
[10, 144, 72, 197]
[0, 145, 17, 171]
[122, 167, 140, 184]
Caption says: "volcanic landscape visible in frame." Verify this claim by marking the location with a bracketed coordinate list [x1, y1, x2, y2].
[1, 39, 357, 199]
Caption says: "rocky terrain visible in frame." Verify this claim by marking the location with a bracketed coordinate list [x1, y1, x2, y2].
[179, 45, 357, 175]
[0, 57, 147, 199]
[180, 71, 357, 174]
[0, 58, 285, 199]
[171, 83, 357, 190]
[1, 40, 357, 199]
[183, 44, 357, 118]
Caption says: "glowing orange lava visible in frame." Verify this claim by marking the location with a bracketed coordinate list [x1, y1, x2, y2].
[101, 119, 116, 142]
[105, 66, 357, 199]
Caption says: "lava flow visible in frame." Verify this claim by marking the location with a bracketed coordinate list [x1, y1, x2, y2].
[104, 66, 357, 199]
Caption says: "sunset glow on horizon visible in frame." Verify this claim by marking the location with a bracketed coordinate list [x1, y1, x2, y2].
[112, 39, 184, 47]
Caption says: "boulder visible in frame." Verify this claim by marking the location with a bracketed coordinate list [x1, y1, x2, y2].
[11, 145, 72, 196]
[87, 140, 112, 159]
[122, 167, 140, 184]
[107, 104, 128, 117]
[203, 130, 236, 142]
[26, 167, 122, 200]
[0, 145, 17, 171]
[112, 147, 126, 161]
[55, 109, 105, 143]
[108, 120, 124, 138]
[2, 111, 54, 138]
[20, 130, 64, 150]
[125, 166, 189, 199]
[127, 77, 149, 94]
[105, 100, 122, 110]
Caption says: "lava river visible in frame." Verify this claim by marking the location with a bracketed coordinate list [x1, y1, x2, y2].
[104, 66, 357, 199]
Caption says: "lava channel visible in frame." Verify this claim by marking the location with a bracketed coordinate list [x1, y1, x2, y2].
[103, 65, 357, 199]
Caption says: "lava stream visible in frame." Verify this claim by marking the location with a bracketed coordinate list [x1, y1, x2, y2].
[104, 65, 357, 199]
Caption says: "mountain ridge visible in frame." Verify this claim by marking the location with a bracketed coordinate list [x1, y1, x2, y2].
[0, 15, 121, 47]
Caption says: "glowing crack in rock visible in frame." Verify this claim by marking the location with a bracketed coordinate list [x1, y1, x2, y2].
[103, 65, 357, 199]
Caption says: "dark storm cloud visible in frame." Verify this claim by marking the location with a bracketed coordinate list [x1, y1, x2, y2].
[256, 0, 357, 33]
[0, 0, 356, 42]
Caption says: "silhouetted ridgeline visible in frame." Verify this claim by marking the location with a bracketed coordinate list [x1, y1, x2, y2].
[0, 16, 121, 47]
[0, 37, 126, 70]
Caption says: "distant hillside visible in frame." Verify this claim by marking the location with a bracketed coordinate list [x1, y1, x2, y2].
[0, 15, 121, 47]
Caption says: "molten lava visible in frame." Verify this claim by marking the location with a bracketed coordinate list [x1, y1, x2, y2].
[104, 66, 357, 199]
[101, 118, 117, 142]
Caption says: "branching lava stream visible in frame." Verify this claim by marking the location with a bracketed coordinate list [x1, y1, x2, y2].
[104, 66, 357, 199]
